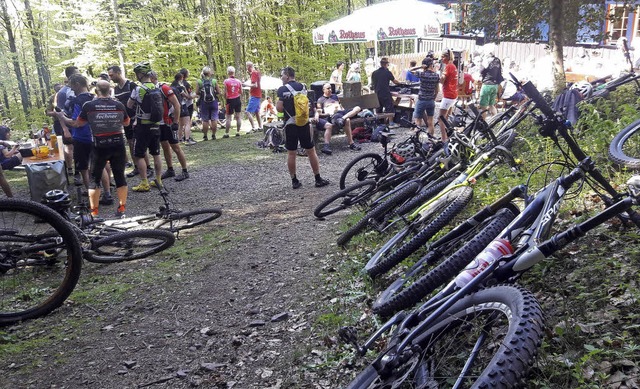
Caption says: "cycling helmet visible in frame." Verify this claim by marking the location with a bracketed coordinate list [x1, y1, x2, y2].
[571, 81, 593, 99]
[393, 142, 415, 161]
[133, 61, 152, 75]
[42, 189, 71, 214]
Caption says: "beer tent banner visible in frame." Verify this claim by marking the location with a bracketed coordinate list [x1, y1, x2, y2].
[312, 0, 448, 45]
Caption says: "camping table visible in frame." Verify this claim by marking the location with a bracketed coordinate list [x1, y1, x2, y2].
[19, 140, 68, 201]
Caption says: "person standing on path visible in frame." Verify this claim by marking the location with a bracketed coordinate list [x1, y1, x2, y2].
[438, 49, 458, 143]
[276, 66, 329, 189]
[408, 57, 440, 137]
[149, 72, 190, 182]
[62, 80, 130, 217]
[127, 61, 163, 192]
[245, 61, 263, 132]
[194, 66, 221, 141]
[371, 57, 401, 128]
[478, 44, 503, 118]
[179, 68, 196, 143]
[223, 66, 243, 137]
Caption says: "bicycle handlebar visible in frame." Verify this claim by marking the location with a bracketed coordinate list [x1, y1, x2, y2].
[510, 72, 557, 119]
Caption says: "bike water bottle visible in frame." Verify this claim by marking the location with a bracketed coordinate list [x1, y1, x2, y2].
[454, 239, 513, 288]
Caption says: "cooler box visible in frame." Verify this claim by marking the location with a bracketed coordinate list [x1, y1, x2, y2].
[25, 160, 67, 202]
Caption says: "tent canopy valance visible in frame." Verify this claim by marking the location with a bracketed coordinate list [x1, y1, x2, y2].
[312, 0, 449, 45]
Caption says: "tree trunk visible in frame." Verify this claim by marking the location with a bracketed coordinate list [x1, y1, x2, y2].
[229, 0, 242, 70]
[110, 0, 126, 72]
[200, 0, 213, 67]
[549, 0, 565, 95]
[24, 0, 49, 105]
[0, 0, 30, 115]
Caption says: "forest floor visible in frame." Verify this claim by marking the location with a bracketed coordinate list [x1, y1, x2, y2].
[0, 127, 378, 389]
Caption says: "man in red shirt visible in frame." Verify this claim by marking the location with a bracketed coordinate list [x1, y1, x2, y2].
[438, 49, 458, 143]
[245, 61, 263, 132]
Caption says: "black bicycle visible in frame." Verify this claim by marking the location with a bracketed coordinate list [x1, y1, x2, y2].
[0, 198, 83, 326]
[341, 76, 640, 388]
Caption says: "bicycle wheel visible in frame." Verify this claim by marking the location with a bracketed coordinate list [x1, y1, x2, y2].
[394, 175, 457, 217]
[340, 153, 386, 189]
[314, 181, 376, 219]
[372, 207, 517, 316]
[346, 284, 543, 389]
[84, 229, 175, 263]
[165, 208, 222, 232]
[0, 199, 83, 326]
[335, 181, 420, 245]
[609, 119, 640, 169]
[364, 186, 473, 276]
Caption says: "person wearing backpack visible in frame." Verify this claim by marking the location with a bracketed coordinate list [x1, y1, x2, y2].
[478, 44, 503, 118]
[149, 72, 190, 183]
[223, 66, 244, 138]
[195, 66, 221, 141]
[276, 66, 329, 189]
[127, 61, 163, 192]
[55, 65, 80, 180]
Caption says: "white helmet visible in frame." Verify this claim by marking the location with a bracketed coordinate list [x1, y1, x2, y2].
[571, 81, 593, 99]
[394, 142, 415, 160]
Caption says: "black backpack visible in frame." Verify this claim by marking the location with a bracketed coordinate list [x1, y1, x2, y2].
[201, 79, 215, 103]
[138, 84, 164, 123]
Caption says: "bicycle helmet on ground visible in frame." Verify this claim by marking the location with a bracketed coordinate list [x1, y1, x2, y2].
[42, 189, 72, 214]
[390, 141, 415, 164]
[133, 61, 152, 75]
[571, 81, 593, 99]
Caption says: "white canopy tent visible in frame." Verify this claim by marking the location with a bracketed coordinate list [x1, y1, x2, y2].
[312, 0, 451, 60]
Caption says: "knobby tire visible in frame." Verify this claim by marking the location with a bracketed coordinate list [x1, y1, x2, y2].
[372, 207, 517, 316]
[340, 153, 385, 189]
[314, 181, 377, 219]
[373, 207, 515, 316]
[609, 119, 640, 169]
[0, 199, 83, 326]
[84, 229, 175, 263]
[347, 284, 544, 389]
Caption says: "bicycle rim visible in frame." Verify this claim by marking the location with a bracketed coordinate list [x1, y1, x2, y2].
[0, 199, 83, 326]
[347, 285, 543, 389]
[314, 181, 376, 219]
[340, 153, 385, 189]
[85, 229, 175, 263]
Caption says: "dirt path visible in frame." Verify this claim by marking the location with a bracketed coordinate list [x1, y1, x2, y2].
[2, 136, 380, 389]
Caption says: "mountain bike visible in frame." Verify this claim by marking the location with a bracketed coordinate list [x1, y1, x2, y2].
[608, 118, 640, 169]
[371, 74, 640, 316]
[360, 143, 519, 278]
[0, 198, 83, 326]
[338, 122, 439, 190]
[341, 77, 640, 388]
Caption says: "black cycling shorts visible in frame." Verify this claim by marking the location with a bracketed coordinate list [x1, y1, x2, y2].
[284, 122, 313, 151]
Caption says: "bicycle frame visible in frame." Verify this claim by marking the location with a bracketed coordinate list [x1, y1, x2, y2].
[407, 145, 515, 224]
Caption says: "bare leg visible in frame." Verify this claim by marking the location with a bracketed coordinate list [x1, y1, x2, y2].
[287, 150, 297, 178]
[152, 154, 162, 183]
[246, 112, 256, 129]
[438, 109, 449, 142]
[101, 169, 110, 197]
[427, 115, 435, 136]
[184, 114, 193, 140]
[202, 121, 210, 138]
[161, 141, 173, 169]
[88, 187, 100, 212]
[235, 113, 242, 134]
[307, 147, 321, 175]
[342, 106, 361, 120]
[116, 185, 128, 207]
[0, 168, 13, 197]
[170, 143, 188, 170]
[135, 157, 147, 180]
[344, 119, 355, 145]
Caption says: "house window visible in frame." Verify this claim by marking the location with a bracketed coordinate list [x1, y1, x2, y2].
[607, 5, 632, 43]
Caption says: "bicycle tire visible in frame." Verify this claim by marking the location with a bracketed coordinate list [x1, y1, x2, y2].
[0, 199, 83, 326]
[373, 206, 514, 316]
[314, 181, 377, 219]
[394, 175, 457, 217]
[335, 181, 420, 244]
[346, 284, 543, 389]
[365, 186, 473, 278]
[165, 208, 223, 232]
[608, 118, 640, 169]
[340, 153, 385, 189]
[372, 207, 516, 316]
[84, 229, 175, 263]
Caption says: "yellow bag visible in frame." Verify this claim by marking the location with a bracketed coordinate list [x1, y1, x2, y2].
[285, 84, 309, 126]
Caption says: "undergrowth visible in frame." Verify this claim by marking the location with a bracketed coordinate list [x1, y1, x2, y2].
[320, 84, 640, 388]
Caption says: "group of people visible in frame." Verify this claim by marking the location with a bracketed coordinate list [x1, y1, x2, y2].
[32, 59, 270, 217]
